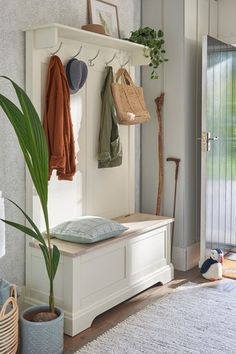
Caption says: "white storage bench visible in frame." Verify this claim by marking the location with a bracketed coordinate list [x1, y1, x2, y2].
[24, 213, 174, 336]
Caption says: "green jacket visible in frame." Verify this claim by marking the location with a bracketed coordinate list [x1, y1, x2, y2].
[98, 66, 122, 168]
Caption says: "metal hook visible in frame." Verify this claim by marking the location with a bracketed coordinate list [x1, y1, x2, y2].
[72, 45, 83, 58]
[105, 53, 116, 67]
[120, 57, 130, 68]
[50, 42, 63, 56]
[88, 50, 100, 67]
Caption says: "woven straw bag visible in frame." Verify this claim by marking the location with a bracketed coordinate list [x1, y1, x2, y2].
[0, 286, 18, 354]
[112, 68, 150, 125]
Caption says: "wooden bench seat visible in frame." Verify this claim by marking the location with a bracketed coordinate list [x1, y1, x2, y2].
[25, 213, 174, 336]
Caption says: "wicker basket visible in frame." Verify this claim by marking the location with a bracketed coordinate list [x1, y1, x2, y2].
[0, 286, 18, 354]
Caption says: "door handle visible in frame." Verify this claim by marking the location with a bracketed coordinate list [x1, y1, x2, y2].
[208, 136, 219, 142]
[197, 132, 219, 151]
[207, 132, 219, 151]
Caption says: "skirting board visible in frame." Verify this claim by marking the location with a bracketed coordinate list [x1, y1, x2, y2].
[172, 242, 200, 271]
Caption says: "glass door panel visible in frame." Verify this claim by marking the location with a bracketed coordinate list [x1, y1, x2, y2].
[201, 36, 236, 259]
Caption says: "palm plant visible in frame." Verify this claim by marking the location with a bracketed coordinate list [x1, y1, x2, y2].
[0, 77, 60, 313]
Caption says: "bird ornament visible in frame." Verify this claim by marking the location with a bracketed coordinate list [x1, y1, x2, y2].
[200, 249, 224, 280]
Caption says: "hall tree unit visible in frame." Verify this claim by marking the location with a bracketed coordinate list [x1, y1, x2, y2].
[142, 0, 218, 271]
[24, 24, 174, 336]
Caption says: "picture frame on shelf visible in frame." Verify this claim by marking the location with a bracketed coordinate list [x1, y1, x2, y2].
[88, 0, 120, 38]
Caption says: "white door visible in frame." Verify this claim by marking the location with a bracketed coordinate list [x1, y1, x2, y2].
[200, 35, 236, 264]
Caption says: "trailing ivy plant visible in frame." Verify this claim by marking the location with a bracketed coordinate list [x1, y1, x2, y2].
[0, 77, 59, 314]
[126, 27, 168, 79]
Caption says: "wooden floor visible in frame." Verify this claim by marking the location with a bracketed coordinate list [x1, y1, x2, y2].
[64, 267, 236, 353]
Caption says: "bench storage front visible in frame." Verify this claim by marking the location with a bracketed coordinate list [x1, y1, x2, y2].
[24, 213, 174, 336]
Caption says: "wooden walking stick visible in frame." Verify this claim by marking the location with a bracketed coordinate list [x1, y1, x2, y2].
[155, 93, 165, 215]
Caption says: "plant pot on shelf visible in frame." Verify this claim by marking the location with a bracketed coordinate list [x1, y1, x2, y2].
[20, 305, 64, 354]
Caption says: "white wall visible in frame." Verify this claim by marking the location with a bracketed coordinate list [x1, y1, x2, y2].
[218, 0, 236, 43]
[142, 0, 218, 270]
[0, 0, 141, 286]
[141, 0, 164, 214]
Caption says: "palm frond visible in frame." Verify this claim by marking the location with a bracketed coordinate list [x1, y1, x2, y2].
[5, 199, 46, 246]
[0, 76, 59, 312]
[52, 245, 60, 279]
[0, 76, 49, 226]
[1, 219, 43, 243]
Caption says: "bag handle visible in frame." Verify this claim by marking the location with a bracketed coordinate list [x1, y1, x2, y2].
[10, 286, 17, 301]
[0, 285, 17, 319]
[0, 297, 17, 318]
[115, 68, 134, 86]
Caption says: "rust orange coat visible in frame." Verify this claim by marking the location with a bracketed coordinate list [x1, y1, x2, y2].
[43, 55, 76, 181]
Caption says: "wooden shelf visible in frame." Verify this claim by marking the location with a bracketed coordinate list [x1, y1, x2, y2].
[24, 23, 149, 66]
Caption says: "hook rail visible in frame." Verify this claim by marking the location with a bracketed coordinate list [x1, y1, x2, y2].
[120, 57, 130, 68]
[88, 50, 100, 66]
[50, 42, 63, 56]
[72, 45, 83, 58]
[105, 53, 116, 66]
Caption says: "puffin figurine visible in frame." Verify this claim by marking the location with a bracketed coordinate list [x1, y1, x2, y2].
[200, 249, 224, 281]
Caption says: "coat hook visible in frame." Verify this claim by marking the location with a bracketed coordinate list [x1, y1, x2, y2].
[105, 53, 116, 66]
[120, 57, 130, 68]
[88, 50, 100, 66]
[50, 42, 63, 56]
[72, 45, 83, 58]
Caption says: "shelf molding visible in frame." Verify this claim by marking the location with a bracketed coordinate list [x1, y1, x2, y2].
[24, 23, 149, 66]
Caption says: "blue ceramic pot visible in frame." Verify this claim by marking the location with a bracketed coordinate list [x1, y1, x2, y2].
[20, 305, 64, 354]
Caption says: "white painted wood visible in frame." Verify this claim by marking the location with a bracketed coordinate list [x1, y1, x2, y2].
[198, 0, 210, 38]
[85, 66, 134, 218]
[184, 0, 198, 250]
[217, 0, 236, 44]
[209, 0, 218, 37]
[172, 242, 200, 271]
[25, 23, 149, 65]
[24, 214, 174, 336]
[127, 227, 167, 280]
[197, 1, 218, 265]
[34, 26, 58, 49]
[218, 0, 236, 43]
[186, 241, 200, 270]
[185, 0, 198, 40]
[25, 24, 140, 235]
[200, 36, 208, 266]
[24, 24, 151, 331]
[80, 246, 125, 298]
[172, 246, 186, 272]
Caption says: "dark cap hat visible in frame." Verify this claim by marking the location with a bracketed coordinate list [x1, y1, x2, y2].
[65, 58, 88, 94]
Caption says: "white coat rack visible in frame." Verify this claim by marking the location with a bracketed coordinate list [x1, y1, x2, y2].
[27, 23, 148, 65]
[24, 23, 148, 233]
[24, 23, 149, 332]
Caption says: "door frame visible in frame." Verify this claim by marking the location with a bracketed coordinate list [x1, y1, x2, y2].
[200, 35, 208, 266]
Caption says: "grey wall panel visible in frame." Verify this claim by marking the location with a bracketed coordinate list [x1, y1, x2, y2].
[141, 0, 164, 214]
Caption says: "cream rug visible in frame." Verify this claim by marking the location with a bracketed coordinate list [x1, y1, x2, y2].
[75, 283, 236, 354]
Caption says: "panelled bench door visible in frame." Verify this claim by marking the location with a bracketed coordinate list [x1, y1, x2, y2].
[25, 213, 174, 336]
